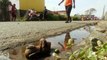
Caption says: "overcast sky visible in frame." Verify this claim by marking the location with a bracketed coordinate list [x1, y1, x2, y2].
[10, 0, 107, 18]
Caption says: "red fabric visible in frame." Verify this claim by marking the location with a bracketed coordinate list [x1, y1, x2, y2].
[65, 0, 72, 6]
[12, 6, 16, 13]
[11, 6, 16, 17]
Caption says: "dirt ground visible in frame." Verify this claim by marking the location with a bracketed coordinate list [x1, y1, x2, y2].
[0, 21, 98, 52]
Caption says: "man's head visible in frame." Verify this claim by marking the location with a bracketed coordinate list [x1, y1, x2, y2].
[13, 4, 16, 7]
[8, 1, 12, 5]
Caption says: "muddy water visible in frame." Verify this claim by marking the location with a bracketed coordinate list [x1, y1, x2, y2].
[0, 26, 95, 60]
[47, 26, 95, 49]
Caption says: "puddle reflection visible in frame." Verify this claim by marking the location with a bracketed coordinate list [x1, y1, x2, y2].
[0, 26, 95, 60]
[47, 26, 95, 48]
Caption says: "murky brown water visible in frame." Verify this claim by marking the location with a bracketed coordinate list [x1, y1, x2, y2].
[0, 26, 95, 60]
[47, 26, 95, 48]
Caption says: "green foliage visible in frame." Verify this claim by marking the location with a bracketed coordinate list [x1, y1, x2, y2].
[72, 15, 81, 21]
[0, 0, 9, 21]
[58, 15, 66, 20]
[66, 42, 107, 60]
[47, 14, 66, 21]
[46, 14, 58, 20]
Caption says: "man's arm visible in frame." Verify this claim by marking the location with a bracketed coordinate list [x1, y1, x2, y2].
[58, 0, 64, 6]
[73, 0, 75, 8]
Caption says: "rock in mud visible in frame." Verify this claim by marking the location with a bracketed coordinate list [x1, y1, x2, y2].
[24, 38, 51, 60]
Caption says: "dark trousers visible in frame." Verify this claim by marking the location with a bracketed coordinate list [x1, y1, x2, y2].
[65, 5, 72, 22]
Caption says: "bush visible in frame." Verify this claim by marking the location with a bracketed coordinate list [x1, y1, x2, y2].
[0, 0, 10, 21]
[58, 15, 66, 21]
[72, 16, 81, 21]
[47, 14, 59, 20]
[47, 14, 66, 21]
[67, 42, 107, 60]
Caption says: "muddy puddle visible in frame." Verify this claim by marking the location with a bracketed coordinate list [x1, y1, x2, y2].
[47, 26, 95, 49]
[0, 26, 95, 60]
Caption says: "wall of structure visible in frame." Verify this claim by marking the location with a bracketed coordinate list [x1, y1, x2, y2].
[19, 0, 45, 12]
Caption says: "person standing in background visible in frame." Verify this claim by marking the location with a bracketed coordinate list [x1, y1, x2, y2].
[43, 7, 48, 20]
[11, 4, 16, 21]
[8, 1, 12, 21]
[58, 0, 75, 23]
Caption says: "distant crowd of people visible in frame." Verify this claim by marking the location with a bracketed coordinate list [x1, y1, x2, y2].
[27, 7, 48, 21]
[7, 0, 75, 22]
[8, 1, 48, 21]
[7, 1, 48, 21]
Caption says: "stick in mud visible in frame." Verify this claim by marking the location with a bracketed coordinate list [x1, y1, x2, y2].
[58, 42, 65, 50]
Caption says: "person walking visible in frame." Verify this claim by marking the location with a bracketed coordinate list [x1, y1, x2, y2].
[58, 0, 75, 23]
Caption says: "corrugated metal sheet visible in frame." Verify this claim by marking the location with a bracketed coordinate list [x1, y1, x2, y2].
[19, 0, 45, 12]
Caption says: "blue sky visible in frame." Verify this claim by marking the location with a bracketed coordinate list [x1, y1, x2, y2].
[45, 0, 107, 18]
[10, 0, 107, 18]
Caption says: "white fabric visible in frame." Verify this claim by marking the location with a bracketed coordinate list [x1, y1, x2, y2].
[8, 5, 12, 11]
